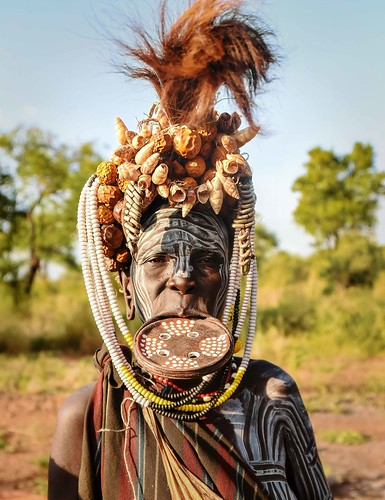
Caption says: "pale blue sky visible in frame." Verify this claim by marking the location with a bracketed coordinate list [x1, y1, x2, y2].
[1, 0, 384, 254]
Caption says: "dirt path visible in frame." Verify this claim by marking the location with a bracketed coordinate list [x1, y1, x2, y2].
[1, 392, 384, 499]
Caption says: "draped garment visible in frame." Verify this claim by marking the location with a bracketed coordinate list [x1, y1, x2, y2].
[78, 347, 332, 499]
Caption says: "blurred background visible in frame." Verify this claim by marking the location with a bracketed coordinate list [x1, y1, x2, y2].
[1, 1, 384, 498]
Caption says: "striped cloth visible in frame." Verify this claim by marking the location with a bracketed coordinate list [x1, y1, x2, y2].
[78, 347, 332, 499]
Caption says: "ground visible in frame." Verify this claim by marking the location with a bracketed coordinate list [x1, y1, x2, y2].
[1, 361, 384, 499]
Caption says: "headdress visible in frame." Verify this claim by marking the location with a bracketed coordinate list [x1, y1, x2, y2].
[78, 0, 275, 420]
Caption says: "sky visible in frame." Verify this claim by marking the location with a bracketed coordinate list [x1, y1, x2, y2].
[1, 0, 385, 255]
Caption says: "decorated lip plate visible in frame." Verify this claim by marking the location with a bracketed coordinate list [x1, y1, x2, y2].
[134, 316, 234, 379]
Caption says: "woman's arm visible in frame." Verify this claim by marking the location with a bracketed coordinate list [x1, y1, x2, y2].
[48, 382, 95, 500]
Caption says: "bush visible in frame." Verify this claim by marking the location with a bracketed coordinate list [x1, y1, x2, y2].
[317, 232, 384, 289]
[259, 251, 311, 288]
[259, 288, 316, 336]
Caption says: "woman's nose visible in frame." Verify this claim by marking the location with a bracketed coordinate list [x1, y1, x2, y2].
[166, 274, 196, 295]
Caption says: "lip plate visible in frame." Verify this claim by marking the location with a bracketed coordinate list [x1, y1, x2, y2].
[134, 315, 234, 379]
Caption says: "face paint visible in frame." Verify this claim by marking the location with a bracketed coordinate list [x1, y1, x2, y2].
[131, 207, 230, 322]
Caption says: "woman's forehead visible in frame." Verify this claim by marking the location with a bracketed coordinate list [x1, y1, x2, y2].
[137, 208, 229, 256]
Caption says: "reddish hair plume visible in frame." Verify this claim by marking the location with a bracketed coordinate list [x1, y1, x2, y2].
[117, 0, 276, 126]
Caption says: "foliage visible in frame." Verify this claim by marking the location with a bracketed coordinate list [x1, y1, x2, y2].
[319, 429, 370, 446]
[314, 232, 384, 289]
[258, 251, 311, 288]
[292, 142, 385, 249]
[254, 219, 278, 265]
[0, 127, 102, 299]
[259, 287, 316, 336]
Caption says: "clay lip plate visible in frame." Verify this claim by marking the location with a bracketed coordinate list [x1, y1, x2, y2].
[134, 315, 234, 379]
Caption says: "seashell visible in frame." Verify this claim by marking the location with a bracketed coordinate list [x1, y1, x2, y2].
[222, 158, 238, 175]
[102, 245, 115, 258]
[178, 177, 198, 189]
[218, 173, 239, 199]
[231, 125, 260, 148]
[210, 145, 227, 165]
[141, 185, 157, 209]
[182, 188, 197, 217]
[216, 112, 241, 134]
[110, 154, 124, 165]
[169, 183, 186, 203]
[105, 257, 121, 272]
[216, 112, 232, 133]
[140, 123, 152, 139]
[225, 153, 249, 175]
[97, 184, 123, 208]
[98, 205, 115, 224]
[153, 105, 170, 129]
[102, 224, 124, 249]
[152, 131, 172, 153]
[118, 162, 141, 182]
[229, 112, 242, 133]
[125, 130, 136, 143]
[118, 180, 130, 192]
[137, 174, 152, 191]
[170, 160, 186, 177]
[132, 134, 148, 151]
[140, 152, 160, 175]
[135, 142, 155, 165]
[225, 153, 252, 176]
[114, 144, 136, 162]
[113, 198, 125, 224]
[115, 117, 128, 145]
[157, 182, 170, 199]
[168, 124, 180, 137]
[200, 140, 213, 159]
[115, 247, 130, 263]
[219, 134, 238, 154]
[173, 126, 202, 159]
[215, 160, 224, 175]
[201, 168, 216, 183]
[152, 163, 169, 185]
[238, 159, 253, 177]
[209, 175, 224, 215]
[96, 161, 117, 185]
[185, 156, 206, 179]
[198, 122, 217, 143]
[196, 183, 210, 204]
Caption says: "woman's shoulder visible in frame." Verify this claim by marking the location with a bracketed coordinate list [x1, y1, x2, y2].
[57, 382, 96, 424]
[238, 358, 301, 400]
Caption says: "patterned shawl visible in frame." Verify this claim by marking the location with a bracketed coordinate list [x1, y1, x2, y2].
[78, 346, 267, 500]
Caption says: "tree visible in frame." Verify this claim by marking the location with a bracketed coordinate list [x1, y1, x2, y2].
[317, 231, 384, 289]
[254, 219, 278, 266]
[292, 143, 385, 249]
[0, 127, 102, 298]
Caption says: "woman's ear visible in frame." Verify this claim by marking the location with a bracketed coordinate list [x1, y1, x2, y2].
[118, 268, 135, 321]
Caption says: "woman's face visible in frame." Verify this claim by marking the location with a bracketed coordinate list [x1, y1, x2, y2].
[130, 208, 230, 321]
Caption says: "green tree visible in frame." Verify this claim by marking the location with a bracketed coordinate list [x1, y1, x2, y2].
[317, 231, 384, 289]
[0, 127, 101, 298]
[254, 219, 278, 266]
[292, 143, 385, 249]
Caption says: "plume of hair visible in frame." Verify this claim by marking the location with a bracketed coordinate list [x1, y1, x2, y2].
[117, 0, 276, 126]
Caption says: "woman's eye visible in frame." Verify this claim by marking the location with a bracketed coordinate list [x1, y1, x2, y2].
[146, 255, 169, 265]
[196, 255, 221, 270]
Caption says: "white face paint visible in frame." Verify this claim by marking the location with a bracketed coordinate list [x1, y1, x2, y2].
[130, 207, 230, 322]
